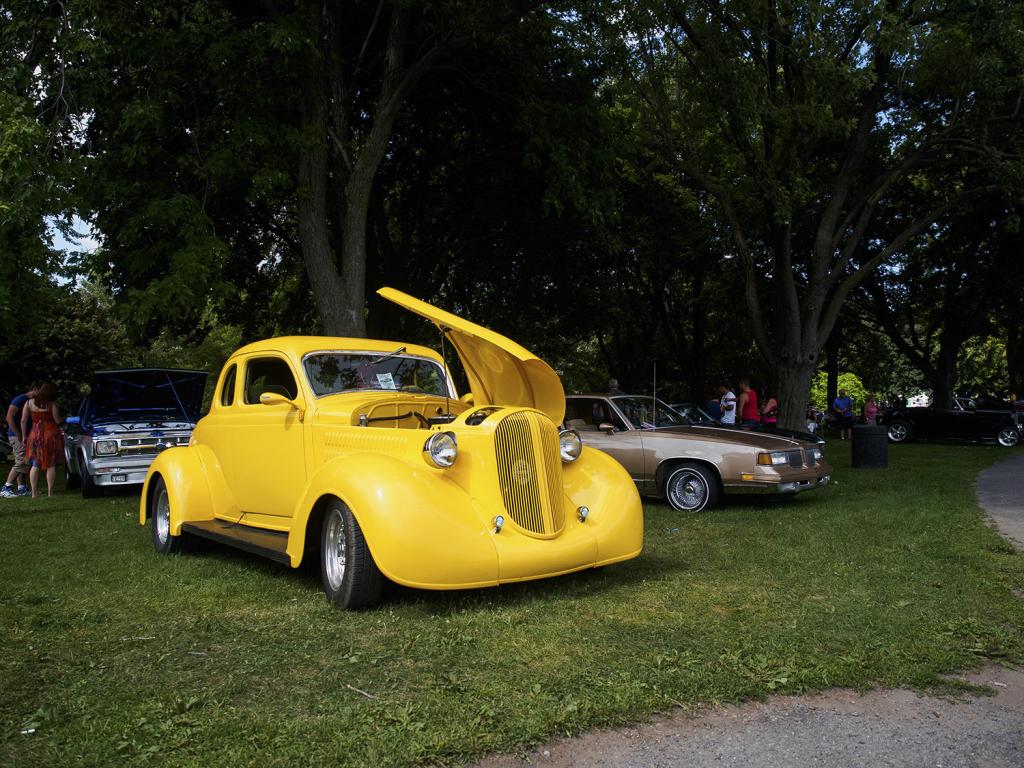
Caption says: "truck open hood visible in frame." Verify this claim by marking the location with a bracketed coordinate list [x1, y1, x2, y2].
[81, 368, 209, 426]
[377, 287, 565, 424]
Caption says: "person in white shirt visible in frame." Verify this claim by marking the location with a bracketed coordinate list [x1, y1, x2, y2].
[718, 383, 737, 425]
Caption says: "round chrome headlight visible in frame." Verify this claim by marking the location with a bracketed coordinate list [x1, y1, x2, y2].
[423, 431, 458, 468]
[559, 429, 582, 463]
[94, 440, 118, 456]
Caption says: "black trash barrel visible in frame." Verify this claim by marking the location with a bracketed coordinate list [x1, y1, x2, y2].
[851, 424, 888, 468]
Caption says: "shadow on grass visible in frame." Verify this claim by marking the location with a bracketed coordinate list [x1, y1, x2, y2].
[168, 528, 686, 614]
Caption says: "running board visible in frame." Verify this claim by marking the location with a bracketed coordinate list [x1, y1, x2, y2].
[181, 520, 290, 565]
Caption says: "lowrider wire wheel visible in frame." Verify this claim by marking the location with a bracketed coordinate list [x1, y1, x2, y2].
[997, 427, 1020, 448]
[150, 476, 184, 554]
[664, 463, 719, 513]
[320, 499, 384, 609]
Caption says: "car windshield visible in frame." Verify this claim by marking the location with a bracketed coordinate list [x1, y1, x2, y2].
[303, 352, 450, 397]
[612, 396, 690, 429]
[671, 403, 715, 423]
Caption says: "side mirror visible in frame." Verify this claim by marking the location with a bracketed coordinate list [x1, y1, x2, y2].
[260, 392, 305, 421]
[598, 422, 616, 434]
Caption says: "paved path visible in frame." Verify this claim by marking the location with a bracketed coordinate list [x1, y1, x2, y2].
[472, 454, 1024, 768]
[977, 451, 1024, 550]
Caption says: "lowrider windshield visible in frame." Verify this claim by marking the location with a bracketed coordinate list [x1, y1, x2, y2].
[613, 396, 690, 429]
[303, 352, 450, 397]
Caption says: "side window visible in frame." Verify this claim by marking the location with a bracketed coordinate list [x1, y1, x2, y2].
[220, 364, 237, 406]
[244, 357, 299, 404]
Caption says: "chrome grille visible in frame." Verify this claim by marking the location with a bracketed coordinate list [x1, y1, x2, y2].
[494, 411, 565, 537]
[786, 450, 804, 468]
[116, 435, 189, 456]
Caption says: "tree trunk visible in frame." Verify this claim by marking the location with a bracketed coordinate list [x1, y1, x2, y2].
[825, 323, 840, 412]
[688, 266, 708, 401]
[1006, 298, 1024, 399]
[776, 362, 816, 432]
[930, 343, 959, 409]
[296, 64, 351, 336]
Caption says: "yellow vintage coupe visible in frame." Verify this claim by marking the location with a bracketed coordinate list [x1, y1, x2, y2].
[139, 288, 643, 608]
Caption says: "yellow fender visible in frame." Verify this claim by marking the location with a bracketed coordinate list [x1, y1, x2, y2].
[562, 447, 644, 565]
[138, 446, 216, 535]
[289, 453, 500, 589]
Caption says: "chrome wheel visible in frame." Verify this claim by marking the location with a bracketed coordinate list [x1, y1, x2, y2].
[887, 422, 910, 443]
[997, 427, 1020, 448]
[666, 467, 712, 512]
[323, 509, 347, 592]
[155, 487, 170, 545]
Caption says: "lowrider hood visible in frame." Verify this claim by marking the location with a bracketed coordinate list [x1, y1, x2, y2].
[377, 287, 565, 424]
[82, 368, 209, 427]
[669, 425, 805, 450]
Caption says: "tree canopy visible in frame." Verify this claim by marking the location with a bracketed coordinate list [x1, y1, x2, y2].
[2, 0, 1023, 420]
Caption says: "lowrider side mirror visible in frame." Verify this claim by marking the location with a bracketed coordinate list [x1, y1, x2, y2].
[259, 392, 305, 422]
[599, 422, 616, 434]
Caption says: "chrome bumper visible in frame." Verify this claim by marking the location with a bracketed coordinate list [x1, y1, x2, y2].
[85, 457, 154, 487]
[725, 474, 831, 495]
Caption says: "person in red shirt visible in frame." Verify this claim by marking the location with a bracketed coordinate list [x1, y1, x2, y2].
[737, 379, 761, 428]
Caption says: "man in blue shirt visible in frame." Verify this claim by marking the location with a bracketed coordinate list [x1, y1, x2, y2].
[832, 388, 855, 441]
[2, 384, 40, 498]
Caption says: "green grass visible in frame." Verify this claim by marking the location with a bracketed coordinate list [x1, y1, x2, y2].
[1, 444, 1022, 767]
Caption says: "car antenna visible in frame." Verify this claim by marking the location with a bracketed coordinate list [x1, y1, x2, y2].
[439, 324, 452, 421]
[651, 360, 657, 430]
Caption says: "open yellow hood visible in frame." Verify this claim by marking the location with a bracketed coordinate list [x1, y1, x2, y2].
[377, 287, 565, 424]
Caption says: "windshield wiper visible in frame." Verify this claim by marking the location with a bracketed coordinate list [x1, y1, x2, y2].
[369, 346, 406, 365]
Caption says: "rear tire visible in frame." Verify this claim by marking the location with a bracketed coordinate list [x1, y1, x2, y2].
[150, 476, 184, 554]
[886, 420, 913, 443]
[664, 463, 720, 513]
[320, 499, 383, 609]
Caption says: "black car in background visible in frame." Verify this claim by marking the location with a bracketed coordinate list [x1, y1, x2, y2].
[880, 396, 1021, 447]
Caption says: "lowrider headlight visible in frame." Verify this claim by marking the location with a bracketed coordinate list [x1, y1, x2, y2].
[94, 440, 118, 456]
[808, 447, 823, 463]
[423, 431, 457, 468]
[757, 451, 788, 466]
[559, 429, 582, 463]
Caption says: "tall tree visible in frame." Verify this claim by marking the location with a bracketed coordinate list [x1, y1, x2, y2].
[594, 0, 1024, 427]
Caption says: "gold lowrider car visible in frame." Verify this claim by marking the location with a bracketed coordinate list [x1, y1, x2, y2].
[139, 288, 643, 608]
[564, 394, 831, 512]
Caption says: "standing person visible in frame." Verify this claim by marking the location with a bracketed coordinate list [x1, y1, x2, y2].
[832, 388, 855, 440]
[718, 383, 737, 425]
[607, 378, 626, 397]
[862, 394, 880, 425]
[1, 383, 40, 498]
[737, 379, 761, 429]
[760, 388, 779, 431]
[22, 382, 65, 498]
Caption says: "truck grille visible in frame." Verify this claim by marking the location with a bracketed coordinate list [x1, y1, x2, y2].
[117, 435, 190, 456]
[494, 411, 566, 537]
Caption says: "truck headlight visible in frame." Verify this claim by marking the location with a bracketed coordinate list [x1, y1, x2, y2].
[559, 430, 582, 463]
[757, 451, 788, 466]
[423, 431, 457, 468]
[94, 440, 118, 456]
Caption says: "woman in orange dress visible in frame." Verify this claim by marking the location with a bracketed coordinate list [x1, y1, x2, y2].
[21, 381, 65, 498]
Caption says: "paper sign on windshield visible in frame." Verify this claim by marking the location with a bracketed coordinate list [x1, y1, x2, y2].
[376, 373, 397, 390]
